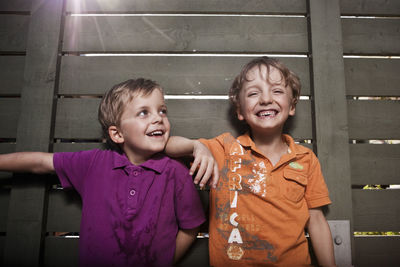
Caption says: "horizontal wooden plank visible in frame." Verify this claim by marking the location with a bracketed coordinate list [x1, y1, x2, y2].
[0, 98, 20, 138]
[0, 15, 29, 52]
[60, 56, 311, 96]
[340, 0, 400, 16]
[0, 189, 10, 232]
[67, 0, 306, 13]
[44, 236, 79, 267]
[355, 236, 400, 267]
[348, 100, 400, 139]
[0, 0, 32, 12]
[0, 56, 25, 95]
[350, 144, 400, 185]
[353, 189, 400, 231]
[55, 98, 312, 139]
[342, 18, 400, 55]
[345, 58, 400, 96]
[63, 16, 308, 53]
[46, 189, 82, 232]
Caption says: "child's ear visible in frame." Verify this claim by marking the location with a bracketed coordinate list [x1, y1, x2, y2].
[108, 126, 124, 144]
[289, 99, 296, 116]
[236, 106, 245, 121]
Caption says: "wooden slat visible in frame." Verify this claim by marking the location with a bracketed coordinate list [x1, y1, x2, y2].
[44, 236, 79, 267]
[340, 0, 400, 16]
[355, 237, 400, 267]
[60, 56, 311, 96]
[63, 16, 308, 53]
[0, 189, 10, 232]
[0, 15, 29, 52]
[0, 0, 32, 12]
[0, 56, 25, 95]
[0, 98, 20, 138]
[46, 189, 82, 232]
[348, 100, 400, 140]
[309, 0, 353, 222]
[350, 144, 400, 185]
[54, 99, 312, 140]
[345, 58, 400, 96]
[4, 0, 64, 265]
[353, 189, 400, 231]
[0, 236, 4, 264]
[342, 18, 400, 55]
[66, 0, 306, 13]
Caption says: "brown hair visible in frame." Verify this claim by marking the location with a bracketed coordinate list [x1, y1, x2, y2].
[229, 57, 301, 109]
[98, 78, 162, 149]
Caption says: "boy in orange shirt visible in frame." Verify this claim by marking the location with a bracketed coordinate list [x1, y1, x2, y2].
[166, 57, 336, 266]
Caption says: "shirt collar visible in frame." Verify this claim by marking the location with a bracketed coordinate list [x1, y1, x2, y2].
[112, 150, 169, 174]
[237, 133, 309, 159]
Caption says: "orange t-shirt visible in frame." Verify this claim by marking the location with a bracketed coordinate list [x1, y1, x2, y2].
[200, 133, 331, 267]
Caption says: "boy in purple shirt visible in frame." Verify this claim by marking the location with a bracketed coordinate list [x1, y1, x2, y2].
[0, 78, 206, 266]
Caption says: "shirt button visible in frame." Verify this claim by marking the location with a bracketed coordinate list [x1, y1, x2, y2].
[129, 189, 136, 196]
[133, 171, 139, 176]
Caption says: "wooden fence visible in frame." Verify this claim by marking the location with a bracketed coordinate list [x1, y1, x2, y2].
[0, 0, 399, 266]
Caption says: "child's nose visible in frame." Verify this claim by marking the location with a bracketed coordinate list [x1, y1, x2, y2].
[151, 113, 163, 124]
[260, 90, 273, 104]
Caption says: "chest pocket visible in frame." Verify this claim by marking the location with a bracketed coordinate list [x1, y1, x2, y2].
[283, 169, 307, 203]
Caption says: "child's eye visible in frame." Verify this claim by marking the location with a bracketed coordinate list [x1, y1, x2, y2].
[159, 108, 168, 116]
[138, 110, 148, 117]
[247, 91, 258, 97]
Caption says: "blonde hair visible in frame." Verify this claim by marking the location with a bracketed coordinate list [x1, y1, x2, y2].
[229, 57, 301, 109]
[98, 78, 162, 149]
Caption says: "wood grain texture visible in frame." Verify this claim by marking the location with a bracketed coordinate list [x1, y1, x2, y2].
[340, 0, 400, 16]
[309, 0, 353, 221]
[355, 236, 400, 266]
[0, 0, 32, 12]
[54, 98, 312, 139]
[0, 15, 29, 52]
[0, 56, 25, 95]
[0, 98, 20, 138]
[66, 0, 306, 13]
[350, 144, 400, 185]
[345, 58, 400, 96]
[342, 18, 400, 55]
[60, 56, 311, 96]
[63, 16, 308, 53]
[348, 100, 400, 139]
[353, 189, 400, 231]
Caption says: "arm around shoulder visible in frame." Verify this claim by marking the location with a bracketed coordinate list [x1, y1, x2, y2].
[0, 152, 54, 174]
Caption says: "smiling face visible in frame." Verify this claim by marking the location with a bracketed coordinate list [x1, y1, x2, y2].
[236, 65, 296, 137]
[109, 88, 170, 165]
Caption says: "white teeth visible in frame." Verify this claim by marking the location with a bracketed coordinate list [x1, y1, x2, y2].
[148, 130, 163, 136]
[258, 110, 277, 117]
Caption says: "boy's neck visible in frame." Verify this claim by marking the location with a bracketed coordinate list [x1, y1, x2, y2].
[123, 149, 153, 166]
[251, 130, 288, 167]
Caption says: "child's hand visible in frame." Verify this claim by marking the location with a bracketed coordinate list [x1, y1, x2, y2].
[190, 141, 219, 189]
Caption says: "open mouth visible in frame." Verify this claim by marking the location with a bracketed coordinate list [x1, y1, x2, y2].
[257, 110, 278, 117]
[146, 130, 164, 137]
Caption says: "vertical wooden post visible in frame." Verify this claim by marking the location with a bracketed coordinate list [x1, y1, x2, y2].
[308, 0, 354, 264]
[3, 0, 64, 266]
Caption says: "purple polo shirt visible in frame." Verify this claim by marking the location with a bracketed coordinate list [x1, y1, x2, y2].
[53, 149, 205, 267]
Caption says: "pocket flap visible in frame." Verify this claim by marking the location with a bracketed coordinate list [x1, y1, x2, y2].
[283, 169, 307, 186]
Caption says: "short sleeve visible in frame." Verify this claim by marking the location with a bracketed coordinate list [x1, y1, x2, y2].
[199, 132, 232, 171]
[53, 149, 99, 193]
[304, 152, 332, 209]
[173, 162, 206, 229]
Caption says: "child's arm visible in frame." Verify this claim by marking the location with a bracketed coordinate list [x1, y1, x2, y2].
[166, 136, 219, 188]
[0, 152, 54, 174]
[173, 227, 199, 264]
[307, 208, 337, 267]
